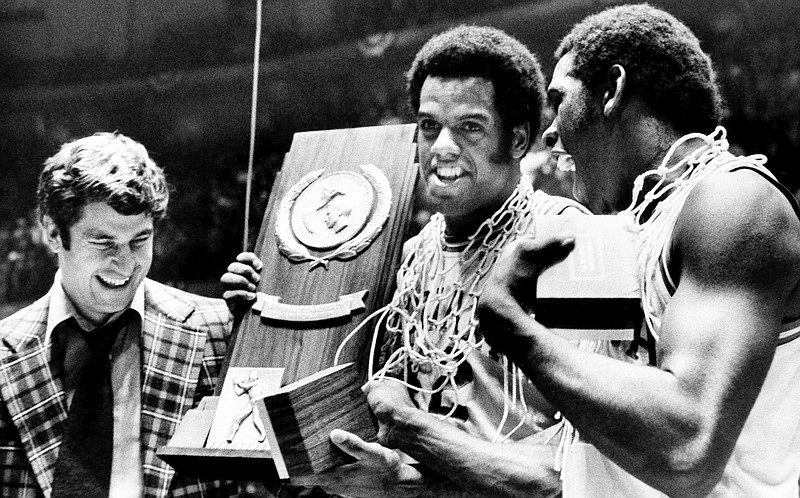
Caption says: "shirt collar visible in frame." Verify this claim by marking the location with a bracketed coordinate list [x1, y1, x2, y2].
[46, 269, 145, 342]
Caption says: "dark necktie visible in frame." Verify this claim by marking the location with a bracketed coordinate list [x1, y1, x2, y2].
[51, 315, 126, 498]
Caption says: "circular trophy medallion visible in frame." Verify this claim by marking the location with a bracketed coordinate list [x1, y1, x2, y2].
[290, 171, 375, 250]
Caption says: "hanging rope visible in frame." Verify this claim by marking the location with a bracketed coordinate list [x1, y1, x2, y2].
[243, 0, 263, 251]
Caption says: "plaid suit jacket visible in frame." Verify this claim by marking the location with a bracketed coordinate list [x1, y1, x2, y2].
[0, 278, 238, 497]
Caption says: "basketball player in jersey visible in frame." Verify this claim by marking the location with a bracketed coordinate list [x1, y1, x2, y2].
[479, 4, 800, 497]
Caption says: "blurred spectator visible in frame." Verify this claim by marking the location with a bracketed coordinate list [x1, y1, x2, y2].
[0, 211, 57, 313]
[521, 149, 576, 200]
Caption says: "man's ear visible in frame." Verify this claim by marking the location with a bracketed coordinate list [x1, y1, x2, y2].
[41, 216, 64, 254]
[603, 64, 627, 118]
[511, 121, 530, 160]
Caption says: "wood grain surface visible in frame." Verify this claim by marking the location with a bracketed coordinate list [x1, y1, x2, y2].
[226, 123, 418, 386]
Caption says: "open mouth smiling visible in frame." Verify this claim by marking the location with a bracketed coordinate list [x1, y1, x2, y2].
[97, 275, 131, 288]
[433, 165, 465, 182]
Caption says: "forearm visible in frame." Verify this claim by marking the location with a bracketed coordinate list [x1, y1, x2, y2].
[385, 405, 560, 498]
[484, 303, 739, 495]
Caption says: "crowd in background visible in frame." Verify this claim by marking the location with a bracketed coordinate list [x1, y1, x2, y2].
[0, 213, 56, 307]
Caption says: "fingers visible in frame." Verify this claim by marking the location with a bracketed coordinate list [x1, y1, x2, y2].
[236, 251, 264, 271]
[224, 261, 260, 285]
[493, 232, 575, 276]
[220, 254, 263, 314]
[220, 253, 263, 303]
[330, 429, 397, 465]
[364, 379, 413, 422]
[291, 431, 424, 496]
[477, 233, 575, 351]
[330, 429, 364, 457]
[225, 253, 263, 287]
[363, 377, 408, 399]
[221, 289, 257, 304]
[228, 255, 262, 282]
[220, 271, 257, 298]
[509, 232, 575, 269]
[500, 234, 574, 297]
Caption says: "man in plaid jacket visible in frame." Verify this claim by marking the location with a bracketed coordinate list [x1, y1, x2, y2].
[0, 132, 237, 497]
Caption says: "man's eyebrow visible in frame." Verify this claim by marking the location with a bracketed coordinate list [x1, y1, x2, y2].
[83, 227, 113, 239]
[417, 108, 491, 119]
[82, 227, 153, 239]
[458, 111, 491, 122]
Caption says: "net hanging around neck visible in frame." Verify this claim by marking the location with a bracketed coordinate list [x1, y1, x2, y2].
[621, 125, 768, 340]
[335, 181, 539, 442]
[549, 126, 770, 479]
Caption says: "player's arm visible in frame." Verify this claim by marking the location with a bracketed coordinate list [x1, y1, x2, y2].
[293, 379, 561, 498]
[478, 170, 800, 495]
[370, 379, 561, 497]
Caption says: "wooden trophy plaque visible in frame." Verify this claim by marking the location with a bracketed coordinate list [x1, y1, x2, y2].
[158, 124, 418, 482]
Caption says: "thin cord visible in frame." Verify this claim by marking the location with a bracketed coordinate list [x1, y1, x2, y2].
[243, 0, 263, 251]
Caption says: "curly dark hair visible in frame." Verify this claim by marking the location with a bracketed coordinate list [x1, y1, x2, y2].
[37, 132, 169, 249]
[407, 25, 546, 152]
[555, 3, 724, 134]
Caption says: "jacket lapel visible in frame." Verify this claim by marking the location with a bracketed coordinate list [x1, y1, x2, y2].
[0, 295, 68, 497]
[139, 279, 208, 497]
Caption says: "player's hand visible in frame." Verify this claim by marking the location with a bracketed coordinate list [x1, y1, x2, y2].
[290, 430, 428, 497]
[477, 234, 573, 356]
[220, 252, 263, 315]
[482, 233, 574, 312]
[363, 379, 416, 447]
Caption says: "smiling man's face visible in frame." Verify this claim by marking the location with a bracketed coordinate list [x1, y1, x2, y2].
[44, 201, 153, 326]
[416, 76, 522, 228]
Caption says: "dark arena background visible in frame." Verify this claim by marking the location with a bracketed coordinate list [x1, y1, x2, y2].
[2, 0, 799, 318]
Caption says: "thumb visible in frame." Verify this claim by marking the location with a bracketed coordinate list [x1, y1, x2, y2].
[504, 233, 575, 301]
[515, 232, 575, 269]
[330, 429, 404, 469]
[330, 430, 382, 461]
